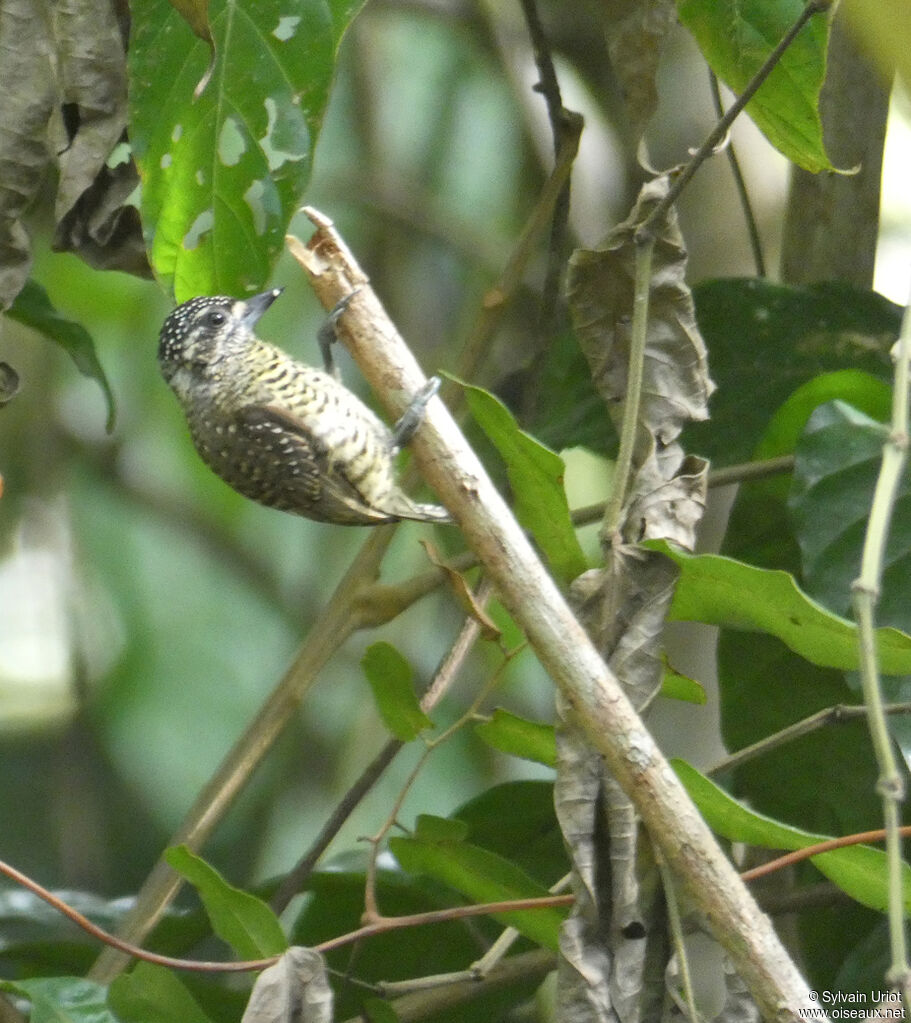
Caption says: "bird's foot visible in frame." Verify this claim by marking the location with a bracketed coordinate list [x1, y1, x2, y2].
[316, 289, 361, 380]
[392, 376, 441, 450]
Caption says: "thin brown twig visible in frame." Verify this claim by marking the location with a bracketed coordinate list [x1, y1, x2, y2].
[315, 894, 573, 954]
[6, 806, 902, 976]
[709, 702, 911, 777]
[707, 71, 766, 277]
[362, 618, 514, 917]
[0, 850, 571, 974]
[518, 0, 578, 347]
[740, 825, 911, 883]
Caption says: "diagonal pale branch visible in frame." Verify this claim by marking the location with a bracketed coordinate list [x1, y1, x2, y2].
[289, 207, 823, 1023]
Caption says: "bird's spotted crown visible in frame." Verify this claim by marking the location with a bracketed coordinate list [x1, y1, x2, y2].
[158, 295, 236, 365]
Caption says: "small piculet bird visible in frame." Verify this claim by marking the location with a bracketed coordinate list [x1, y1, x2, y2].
[158, 289, 450, 525]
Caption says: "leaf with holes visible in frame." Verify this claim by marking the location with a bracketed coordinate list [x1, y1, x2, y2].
[129, 0, 363, 299]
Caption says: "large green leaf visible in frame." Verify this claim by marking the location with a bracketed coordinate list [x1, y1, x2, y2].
[675, 760, 911, 913]
[165, 845, 286, 959]
[454, 376, 588, 584]
[790, 401, 911, 621]
[109, 963, 214, 1023]
[129, 0, 363, 299]
[687, 280, 899, 463]
[0, 978, 114, 1023]
[650, 540, 911, 673]
[390, 815, 566, 950]
[789, 399, 911, 768]
[451, 781, 566, 886]
[676, 0, 832, 170]
[715, 381, 889, 993]
[474, 709, 557, 768]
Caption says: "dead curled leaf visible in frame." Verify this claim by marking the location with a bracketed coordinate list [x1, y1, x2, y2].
[556, 176, 717, 1016]
[600, 0, 677, 142]
[0, 0, 144, 305]
[242, 947, 332, 1023]
[420, 539, 501, 641]
[567, 173, 714, 548]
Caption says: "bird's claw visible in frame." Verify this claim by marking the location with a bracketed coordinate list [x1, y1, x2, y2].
[317, 288, 362, 379]
[391, 376, 441, 450]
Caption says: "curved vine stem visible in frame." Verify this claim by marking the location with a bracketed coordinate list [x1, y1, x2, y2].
[851, 284, 911, 1002]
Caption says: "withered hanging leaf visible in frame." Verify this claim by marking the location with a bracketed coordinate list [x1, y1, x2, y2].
[567, 174, 714, 547]
[0, 363, 20, 406]
[242, 947, 332, 1023]
[53, 3, 128, 227]
[420, 539, 501, 641]
[168, 0, 212, 42]
[167, 0, 217, 99]
[600, 0, 677, 142]
[557, 176, 716, 1021]
[0, 1, 57, 307]
[568, 175, 714, 444]
[53, 156, 149, 277]
[0, 0, 138, 304]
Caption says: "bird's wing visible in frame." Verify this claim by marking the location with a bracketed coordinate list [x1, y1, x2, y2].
[233, 404, 396, 524]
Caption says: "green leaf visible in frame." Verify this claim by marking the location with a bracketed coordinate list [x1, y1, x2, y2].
[414, 814, 469, 843]
[457, 781, 562, 843]
[676, 0, 832, 171]
[7, 280, 116, 431]
[390, 834, 566, 951]
[674, 760, 911, 912]
[362, 997, 402, 1023]
[294, 852, 545, 1019]
[0, 978, 114, 1023]
[450, 374, 588, 584]
[788, 399, 911, 768]
[756, 372, 892, 464]
[687, 279, 899, 463]
[361, 642, 433, 741]
[650, 539, 911, 673]
[790, 401, 910, 620]
[453, 781, 566, 886]
[474, 709, 557, 768]
[129, 0, 364, 299]
[716, 403, 882, 839]
[109, 963, 214, 1023]
[660, 664, 706, 705]
[165, 844, 286, 959]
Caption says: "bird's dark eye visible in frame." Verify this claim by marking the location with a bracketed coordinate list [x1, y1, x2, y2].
[203, 310, 226, 328]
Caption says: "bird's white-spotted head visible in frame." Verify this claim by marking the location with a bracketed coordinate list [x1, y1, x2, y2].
[158, 289, 282, 383]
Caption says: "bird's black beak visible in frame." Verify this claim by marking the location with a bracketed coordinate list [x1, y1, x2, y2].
[242, 288, 283, 328]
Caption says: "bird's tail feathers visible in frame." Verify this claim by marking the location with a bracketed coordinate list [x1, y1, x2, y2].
[392, 499, 452, 524]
